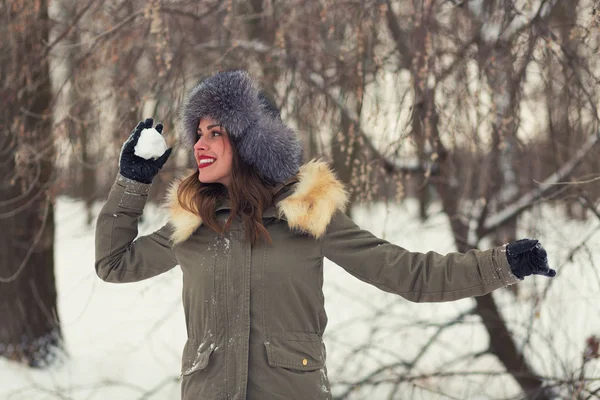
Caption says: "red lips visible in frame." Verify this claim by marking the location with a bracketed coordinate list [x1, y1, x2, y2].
[198, 155, 216, 169]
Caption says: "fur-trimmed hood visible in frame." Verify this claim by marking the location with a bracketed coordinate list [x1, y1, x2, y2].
[164, 159, 348, 244]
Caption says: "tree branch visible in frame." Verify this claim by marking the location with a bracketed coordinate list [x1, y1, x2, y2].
[42, 0, 99, 58]
[302, 72, 434, 175]
[384, 0, 412, 69]
[481, 131, 600, 236]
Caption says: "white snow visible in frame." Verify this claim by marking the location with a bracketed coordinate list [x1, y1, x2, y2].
[182, 343, 214, 376]
[0, 196, 598, 399]
[134, 128, 168, 160]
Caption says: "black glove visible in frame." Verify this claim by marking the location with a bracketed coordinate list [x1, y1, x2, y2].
[119, 118, 172, 184]
[506, 239, 556, 279]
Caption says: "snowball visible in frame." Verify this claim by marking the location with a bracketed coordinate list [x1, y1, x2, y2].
[134, 128, 168, 160]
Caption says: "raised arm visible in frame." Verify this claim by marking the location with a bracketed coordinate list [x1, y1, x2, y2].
[95, 175, 177, 283]
[95, 118, 176, 283]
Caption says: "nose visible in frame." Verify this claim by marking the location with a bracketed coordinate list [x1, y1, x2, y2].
[194, 136, 208, 151]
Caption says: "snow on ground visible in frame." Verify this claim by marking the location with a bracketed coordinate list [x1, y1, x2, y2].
[0, 196, 599, 399]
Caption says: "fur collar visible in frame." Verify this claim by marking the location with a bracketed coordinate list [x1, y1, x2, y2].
[164, 159, 348, 244]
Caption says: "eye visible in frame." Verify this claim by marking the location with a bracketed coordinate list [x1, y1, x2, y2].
[211, 131, 222, 137]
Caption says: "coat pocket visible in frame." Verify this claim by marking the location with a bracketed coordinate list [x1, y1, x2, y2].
[181, 339, 216, 376]
[264, 332, 325, 372]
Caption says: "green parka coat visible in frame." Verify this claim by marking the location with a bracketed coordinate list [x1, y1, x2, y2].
[95, 159, 518, 400]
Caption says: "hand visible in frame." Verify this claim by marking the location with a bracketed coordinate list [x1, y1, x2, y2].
[506, 239, 556, 279]
[119, 118, 172, 184]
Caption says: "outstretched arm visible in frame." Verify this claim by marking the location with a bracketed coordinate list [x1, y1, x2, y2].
[321, 210, 519, 302]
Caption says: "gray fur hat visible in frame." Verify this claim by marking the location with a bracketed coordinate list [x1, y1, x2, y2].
[179, 70, 303, 185]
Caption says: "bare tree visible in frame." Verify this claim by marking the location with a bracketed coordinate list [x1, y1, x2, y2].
[5, 0, 597, 396]
[0, 0, 62, 367]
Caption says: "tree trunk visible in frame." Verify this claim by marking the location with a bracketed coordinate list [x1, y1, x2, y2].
[330, 42, 368, 209]
[474, 293, 549, 398]
[410, 10, 433, 222]
[81, 121, 96, 225]
[0, 0, 62, 368]
[479, 38, 520, 247]
[546, 1, 583, 220]
[331, 109, 361, 209]
[61, 0, 96, 225]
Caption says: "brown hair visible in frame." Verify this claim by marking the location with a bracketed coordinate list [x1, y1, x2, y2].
[176, 142, 275, 246]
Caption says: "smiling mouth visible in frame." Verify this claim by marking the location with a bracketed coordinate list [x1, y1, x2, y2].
[198, 158, 216, 169]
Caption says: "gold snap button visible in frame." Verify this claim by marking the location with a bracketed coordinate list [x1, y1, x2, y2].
[302, 358, 308, 366]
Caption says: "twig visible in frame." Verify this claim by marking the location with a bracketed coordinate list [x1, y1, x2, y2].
[302, 71, 431, 175]
[481, 131, 600, 236]
[578, 191, 600, 223]
[137, 375, 180, 400]
[538, 222, 600, 305]
[42, 0, 99, 58]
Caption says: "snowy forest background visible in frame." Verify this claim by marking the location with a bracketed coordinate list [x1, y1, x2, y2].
[1, 0, 600, 399]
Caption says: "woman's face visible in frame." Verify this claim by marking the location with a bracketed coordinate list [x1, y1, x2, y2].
[193, 118, 233, 188]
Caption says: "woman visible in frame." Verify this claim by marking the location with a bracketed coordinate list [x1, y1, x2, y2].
[95, 70, 555, 400]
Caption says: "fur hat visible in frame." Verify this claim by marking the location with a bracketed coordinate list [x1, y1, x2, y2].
[178, 70, 303, 185]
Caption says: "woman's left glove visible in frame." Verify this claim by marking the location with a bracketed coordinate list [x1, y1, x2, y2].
[506, 239, 556, 279]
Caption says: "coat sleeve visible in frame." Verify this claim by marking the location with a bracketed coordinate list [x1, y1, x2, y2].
[320, 210, 519, 302]
[95, 174, 178, 283]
